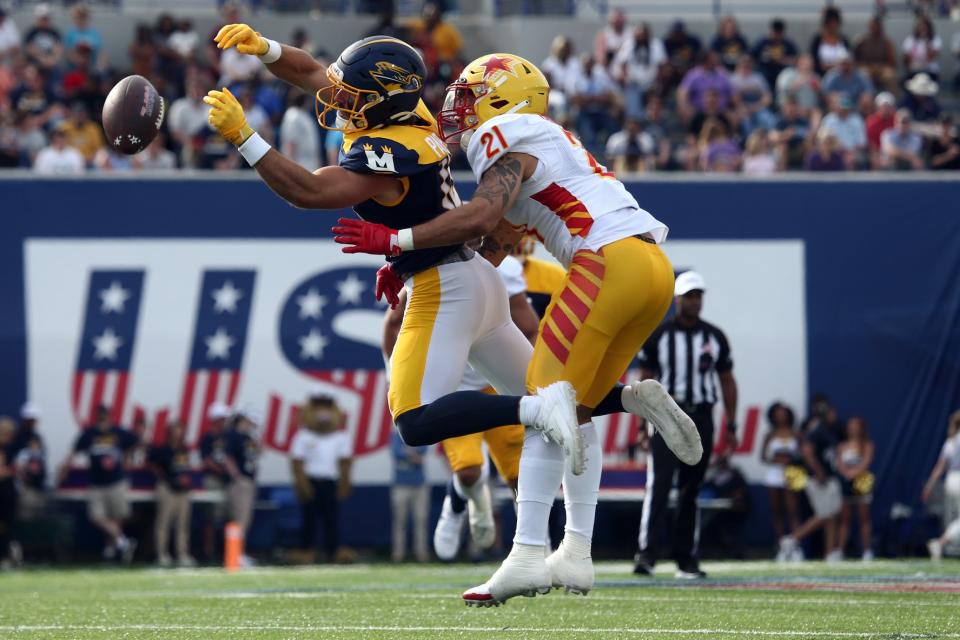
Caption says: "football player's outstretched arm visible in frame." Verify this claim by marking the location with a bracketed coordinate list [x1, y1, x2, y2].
[267, 45, 331, 93]
[205, 87, 397, 209]
[254, 149, 397, 209]
[409, 152, 538, 247]
[214, 24, 330, 93]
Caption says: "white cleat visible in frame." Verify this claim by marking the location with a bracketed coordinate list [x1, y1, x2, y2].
[462, 543, 551, 607]
[545, 532, 594, 595]
[434, 495, 466, 561]
[467, 482, 496, 550]
[625, 380, 702, 465]
[529, 381, 585, 476]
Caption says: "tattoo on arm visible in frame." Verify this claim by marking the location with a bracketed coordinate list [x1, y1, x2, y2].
[474, 155, 523, 212]
[478, 219, 521, 265]
[478, 237, 515, 261]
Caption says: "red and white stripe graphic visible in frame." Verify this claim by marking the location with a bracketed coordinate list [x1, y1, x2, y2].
[178, 369, 242, 447]
[601, 370, 642, 456]
[72, 370, 131, 428]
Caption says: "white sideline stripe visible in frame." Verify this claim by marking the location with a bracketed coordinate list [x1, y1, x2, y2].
[161, 591, 953, 609]
[1, 625, 956, 637]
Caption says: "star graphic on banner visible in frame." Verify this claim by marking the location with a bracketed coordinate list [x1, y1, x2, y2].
[296, 288, 327, 319]
[99, 281, 130, 314]
[92, 328, 123, 360]
[479, 55, 515, 79]
[205, 327, 235, 360]
[299, 329, 329, 360]
[212, 281, 243, 313]
[336, 272, 366, 306]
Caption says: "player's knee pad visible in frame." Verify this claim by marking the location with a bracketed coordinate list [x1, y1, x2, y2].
[395, 407, 431, 447]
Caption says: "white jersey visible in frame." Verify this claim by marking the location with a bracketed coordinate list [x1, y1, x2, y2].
[458, 255, 526, 391]
[466, 113, 668, 267]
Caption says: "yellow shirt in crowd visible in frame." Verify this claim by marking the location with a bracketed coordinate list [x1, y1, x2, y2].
[60, 121, 104, 163]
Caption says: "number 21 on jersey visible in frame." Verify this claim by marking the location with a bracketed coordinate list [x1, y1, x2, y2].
[481, 125, 508, 159]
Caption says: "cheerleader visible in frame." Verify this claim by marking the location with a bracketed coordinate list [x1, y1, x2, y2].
[761, 403, 801, 554]
[836, 416, 875, 560]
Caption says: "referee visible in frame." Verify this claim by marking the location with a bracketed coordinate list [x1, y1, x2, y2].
[634, 271, 738, 579]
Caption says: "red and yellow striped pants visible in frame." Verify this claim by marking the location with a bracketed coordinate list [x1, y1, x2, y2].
[527, 236, 675, 408]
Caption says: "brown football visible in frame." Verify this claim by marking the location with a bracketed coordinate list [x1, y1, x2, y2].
[101, 75, 165, 155]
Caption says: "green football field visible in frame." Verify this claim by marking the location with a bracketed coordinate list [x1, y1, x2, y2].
[1, 560, 958, 639]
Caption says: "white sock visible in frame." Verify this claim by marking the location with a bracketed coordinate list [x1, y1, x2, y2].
[514, 428, 564, 546]
[561, 422, 602, 541]
[944, 518, 960, 544]
[518, 395, 542, 426]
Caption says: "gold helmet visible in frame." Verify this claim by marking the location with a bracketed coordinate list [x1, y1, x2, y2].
[438, 53, 549, 144]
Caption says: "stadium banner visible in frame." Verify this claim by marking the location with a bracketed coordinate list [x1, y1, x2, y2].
[4, 176, 960, 519]
[24, 238, 805, 486]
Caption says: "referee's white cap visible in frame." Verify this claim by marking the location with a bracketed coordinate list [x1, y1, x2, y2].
[675, 271, 706, 296]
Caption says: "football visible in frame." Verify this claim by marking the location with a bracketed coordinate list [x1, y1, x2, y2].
[101, 75, 165, 155]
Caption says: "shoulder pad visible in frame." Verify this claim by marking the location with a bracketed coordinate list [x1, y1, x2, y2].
[466, 114, 550, 182]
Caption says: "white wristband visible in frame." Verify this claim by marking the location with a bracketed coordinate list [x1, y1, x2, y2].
[238, 132, 271, 166]
[259, 38, 281, 64]
[397, 228, 415, 251]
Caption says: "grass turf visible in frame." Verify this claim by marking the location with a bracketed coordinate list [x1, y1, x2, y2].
[1, 560, 958, 639]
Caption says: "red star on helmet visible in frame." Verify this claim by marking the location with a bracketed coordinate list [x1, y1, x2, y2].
[479, 55, 515, 79]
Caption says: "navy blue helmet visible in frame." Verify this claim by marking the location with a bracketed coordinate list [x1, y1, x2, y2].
[317, 36, 427, 131]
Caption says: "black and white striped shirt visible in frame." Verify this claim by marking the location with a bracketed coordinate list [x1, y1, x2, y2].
[637, 318, 733, 406]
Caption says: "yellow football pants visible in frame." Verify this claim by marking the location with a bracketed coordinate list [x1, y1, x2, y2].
[527, 236, 674, 408]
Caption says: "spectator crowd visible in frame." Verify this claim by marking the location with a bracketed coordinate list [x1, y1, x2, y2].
[570, 6, 960, 173]
[0, 0, 466, 173]
[0, 2, 958, 175]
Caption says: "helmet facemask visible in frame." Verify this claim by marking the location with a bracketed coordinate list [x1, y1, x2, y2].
[316, 66, 384, 132]
[438, 81, 487, 145]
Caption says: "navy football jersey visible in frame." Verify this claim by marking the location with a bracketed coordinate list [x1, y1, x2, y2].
[339, 100, 464, 277]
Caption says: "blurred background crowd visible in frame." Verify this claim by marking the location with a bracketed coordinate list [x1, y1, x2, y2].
[0, 0, 959, 174]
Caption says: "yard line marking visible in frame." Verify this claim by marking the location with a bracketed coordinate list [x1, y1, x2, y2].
[1, 625, 956, 637]
[105, 588, 957, 608]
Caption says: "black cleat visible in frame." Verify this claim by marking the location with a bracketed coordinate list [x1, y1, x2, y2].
[675, 560, 706, 579]
[632, 553, 655, 576]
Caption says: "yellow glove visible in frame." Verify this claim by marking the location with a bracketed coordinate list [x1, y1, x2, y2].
[214, 23, 269, 56]
[204, 87, 254, 146]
